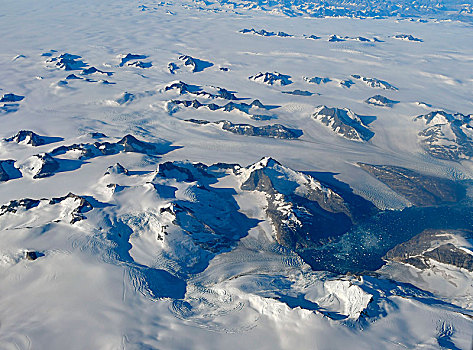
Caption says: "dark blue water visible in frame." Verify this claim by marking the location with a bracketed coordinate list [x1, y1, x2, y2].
[301, 205, 473, 274]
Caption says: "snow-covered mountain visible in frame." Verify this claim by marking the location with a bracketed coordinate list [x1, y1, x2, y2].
[365, 94, 399, 107]
[1, 0, 473, 348]
[415, 110, 473, 160]
[249, 72, 293, 86]
[199, 0, 473, 23]
[312, 106, 375, 141]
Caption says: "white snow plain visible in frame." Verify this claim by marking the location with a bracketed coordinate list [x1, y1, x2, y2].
[1, 0, 473, 349]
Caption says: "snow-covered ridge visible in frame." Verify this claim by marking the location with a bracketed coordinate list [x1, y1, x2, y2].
[236, 157, 355, 252]
[312, 105, 375, 142]
[4, 134, 178, 180]
[165, 98, 277, 120]
[304, 76, 331, 85]
[185, 119, 303, 139]
[199, 0, 473, 23]
[45, 52, 88, 71]
[380, 229, 473, 309]
[0, 192, 92, 226]
[162, 80, 240, 100]
[385, 229, 473, 271]
[1, 0, 473, 347]
[393, 34, 423, 42]
[240, 29, 382, 42]
[4, 130, 63, 146]
[49, 134, 177, 160]
[414, 110, 473, 160]
[321, 279, 373, 319]
[351, 75, 398, 90]
[365, 95, 399, 107]
[118, 53, 152, 68]
[168, 54, 213, 74]
[44, 51, 116, 85]
[0, 93, 24, 114]
[249, 72, 292, 86]
[239, 28, 292, 37]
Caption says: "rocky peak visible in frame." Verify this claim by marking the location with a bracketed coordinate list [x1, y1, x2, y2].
[313, 106, 374, 142]
[105, 163, 129, 175]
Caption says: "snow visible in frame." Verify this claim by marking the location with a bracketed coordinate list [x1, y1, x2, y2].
[0, 0, 473, 348]
[321, 279, 372, 319]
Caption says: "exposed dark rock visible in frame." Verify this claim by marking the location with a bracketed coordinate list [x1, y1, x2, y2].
[168, 62, 179, 74]
[89, 132, 107, 139]
[312, 106, 374, 141]
[186, 119, 303, 139]
[49, 193, 93, 224]
[210, 162, 239, 170]
[105, 163, 129, 175]
[249, 72, 292, 86]
[282, 90, 314, 96]
[425, 243, 473, 270]
[167, 99, 277, 120]
[4, 130, 63, 146]
[0, 160, 22, 182]
[50, 134, 172, 160]
[32, 153, 60, 179]
[127, 61, 152, 68]
[119, 53, 148, 67]
[106, 183, 127, 194]
[25, 251, 45, 261]
[177, 55, 213, 73]
[81, 67, 113, 76]
[277, 31, 291, 37]
[0, 93, 24, 103]
[385, 229, 473, 271]
[339, 79, 354, 88]
[351, 75, 398, 90]
[0, 193, 93, 224]
[117, 134, 155, 153]
[328, 34, 346, 42]
[46, 53, 87, 71]
[152, 161, 258, 258]
[414, 110, 473, 161]
[215, 87, 238, 100]
[50, 143, 110, 159]
[164, 81, 239, 100]
[156, 162, 199, 182]
[304, 76, 331, 84]
[393, 34, 423, 42]
[0, 198, 41, 215]
[164, 81, 201, 94]
[239, 28, 293, 37]
[66, 74, 82, 80]
[115, 92, 135, 105]
[238, 157, 358, 251]
[358, 163, 463, 206]
[100, 80, 115, 85]
[208, 0, 472, 23]
[0, 161, 11, 182]
[0, 103, 20, 114]
[365, 95, 399, 107]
